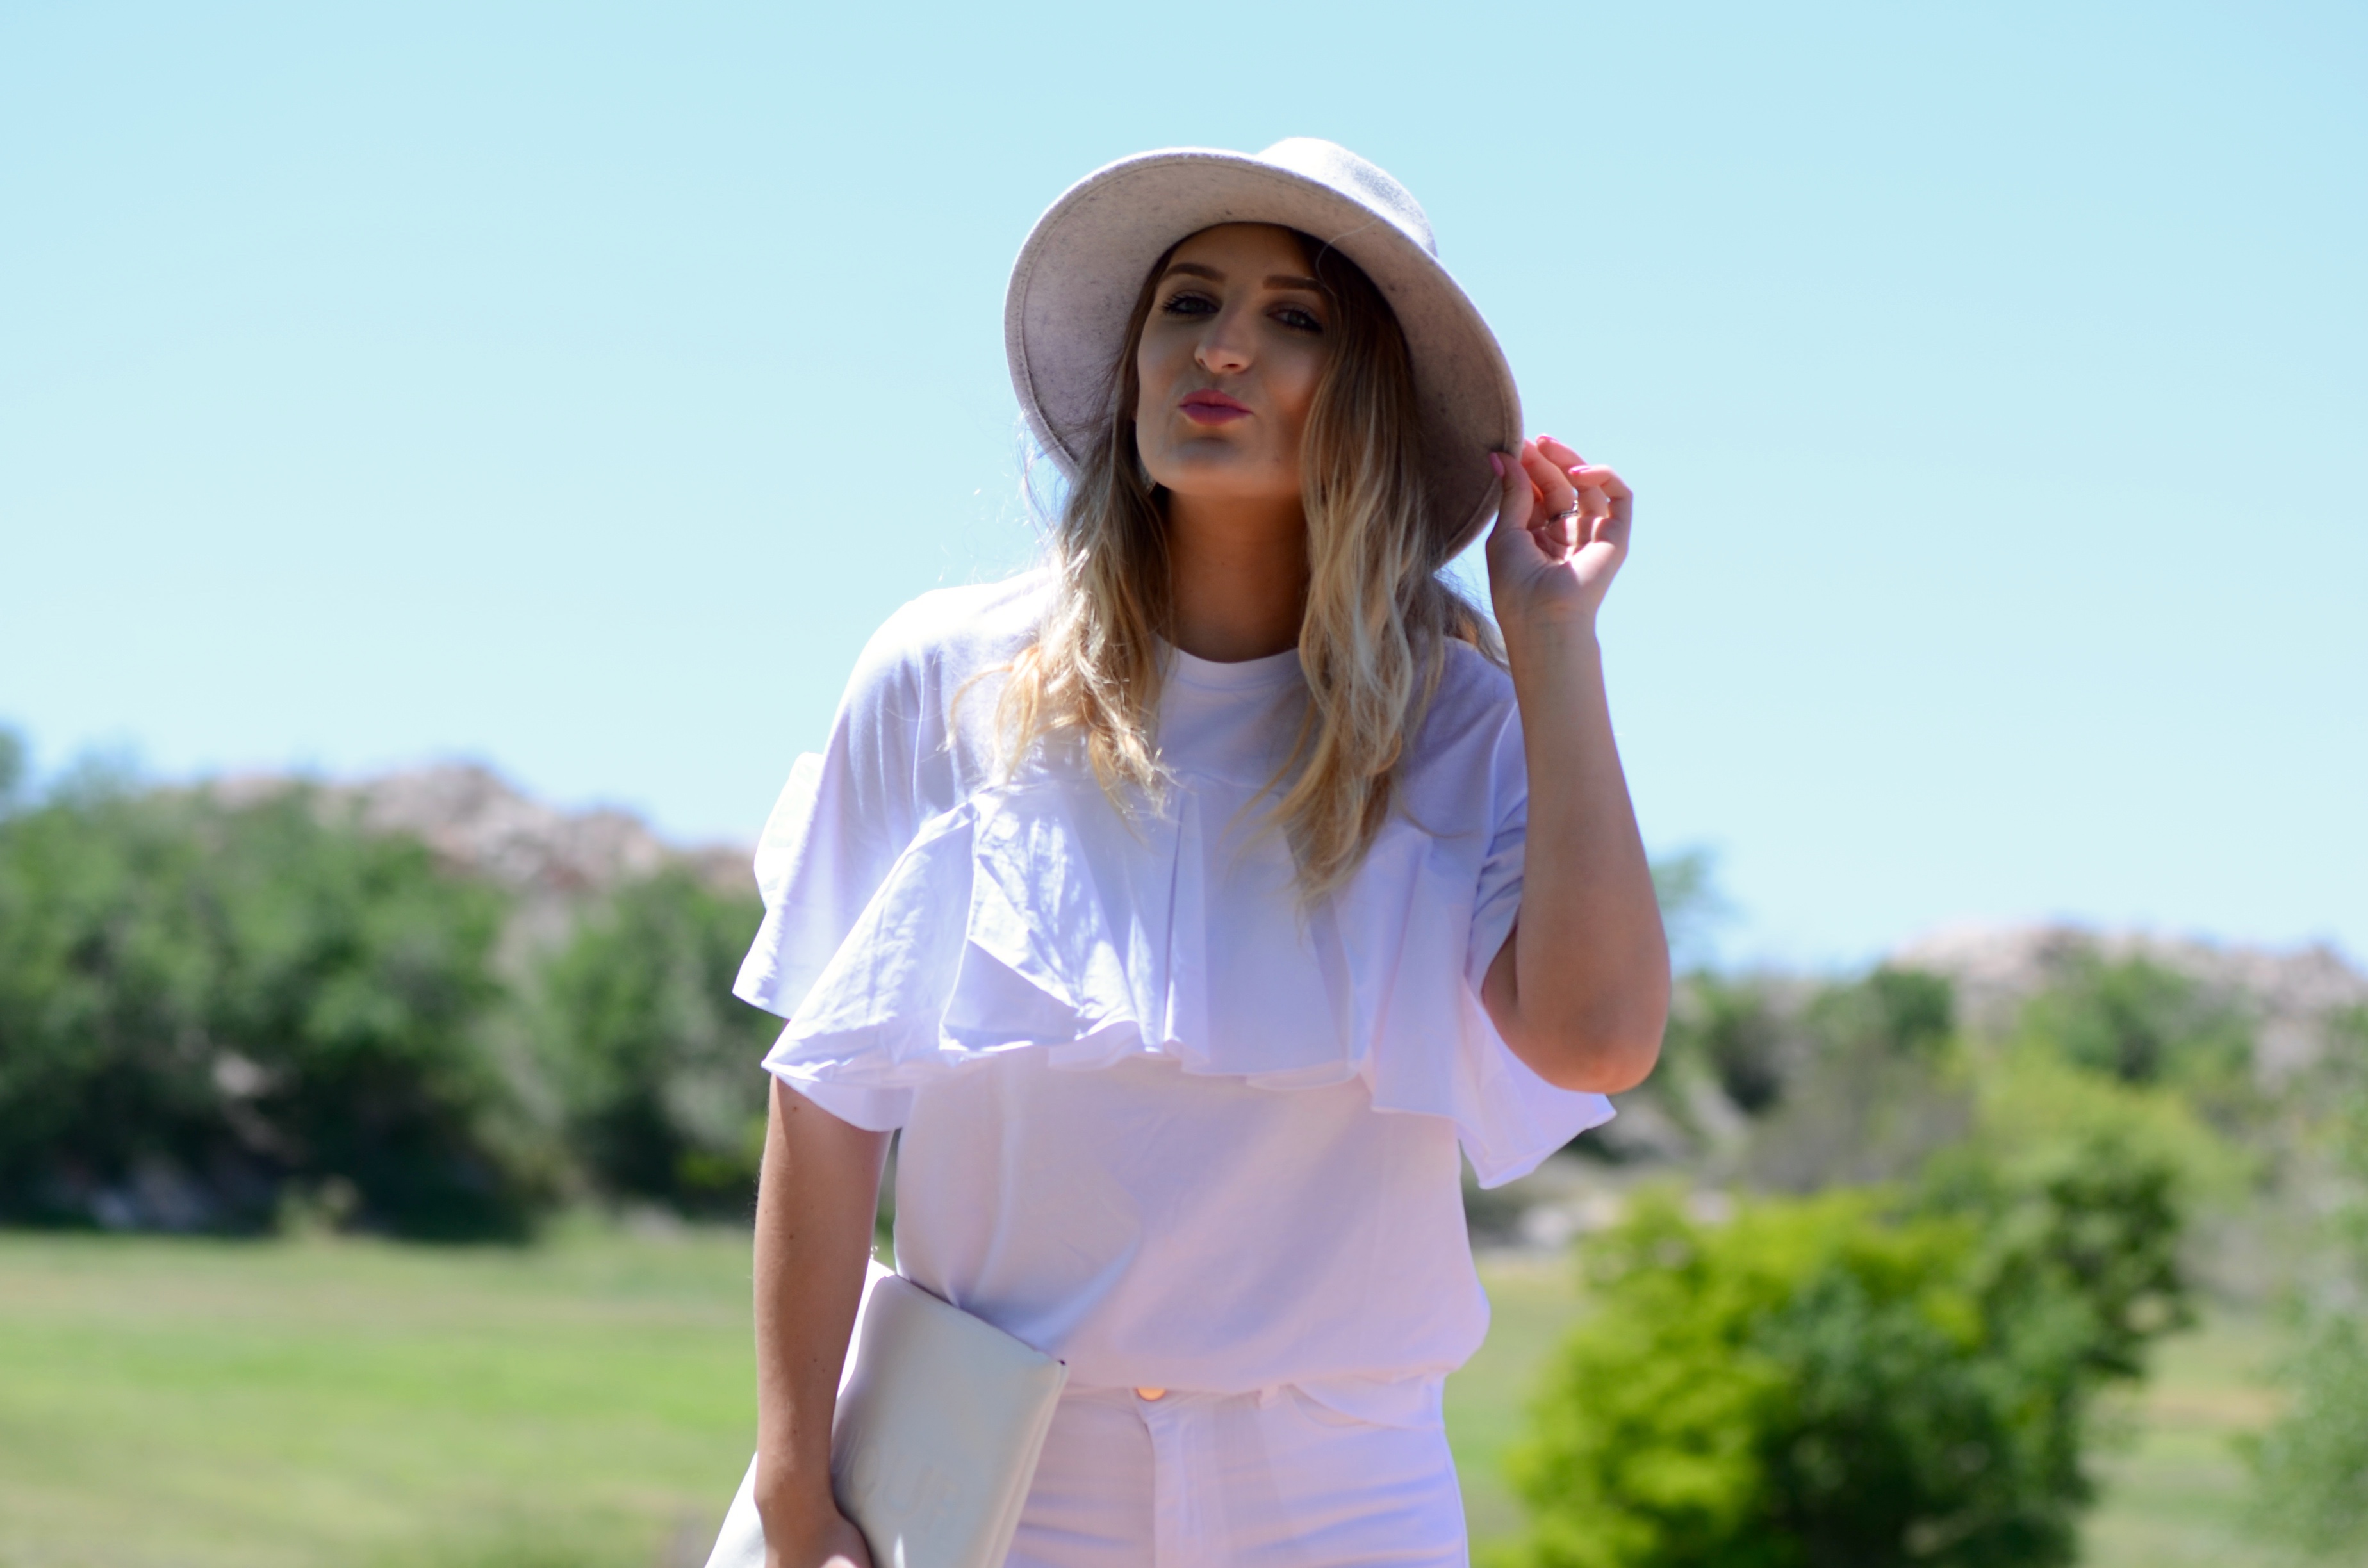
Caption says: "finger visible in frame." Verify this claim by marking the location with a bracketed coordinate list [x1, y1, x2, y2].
[1486, 450, 1566, 571]
[1518, 464, 1577, 566]
[1486, 449, 1536, 536]
[1570, 468, 1634, 543]
[1574, 485, 1612, 534]
[1540, 434, 1617, 539]
[1517, 440, 1578, 520]
[1575, 487, 1630, 553]
[1528, 503, 1577, 561]
[1568, 463, 1634, 506]
[1535, 434, 1587, 472]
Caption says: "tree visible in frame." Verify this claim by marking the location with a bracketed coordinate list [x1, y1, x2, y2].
[0, 781, 547, 1237]
[2015, 954, 2259, 1134]
[1671, 973, 1795, 1117]
[1506, 1066, 2197, 1568]
[2249, 1315, 2368, 1559]
[1734, 968, 1970, 1194]
[2244, 1006, 2368, 1560]
[1651, 849, 1731, 977]
[533, 867, 777, 1215]
[0, 724, 26, 813]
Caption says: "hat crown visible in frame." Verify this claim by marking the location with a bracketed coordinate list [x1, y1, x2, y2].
[1253, 138, 1436, 258]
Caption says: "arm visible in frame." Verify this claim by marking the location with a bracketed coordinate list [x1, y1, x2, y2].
[1477, 436, 1670, 1094]
[753, 1077, 891, 1568]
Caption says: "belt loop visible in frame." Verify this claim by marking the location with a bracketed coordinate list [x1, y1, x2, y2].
[1140, 1386, 1187, 1566]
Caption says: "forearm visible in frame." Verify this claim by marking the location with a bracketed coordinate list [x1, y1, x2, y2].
[752, 1077, 891, 1544]
[1485, 615, 1669, 1092]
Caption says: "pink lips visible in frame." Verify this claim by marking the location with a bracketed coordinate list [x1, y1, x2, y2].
[1178, 389, 1251, 425]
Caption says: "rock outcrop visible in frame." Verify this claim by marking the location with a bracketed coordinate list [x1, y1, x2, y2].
[215, 762, 752, 901]
[1893, 923, 2368, 1077]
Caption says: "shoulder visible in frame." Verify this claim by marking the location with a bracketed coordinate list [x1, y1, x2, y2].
[847, 569, 1052, 701]
[1392, 635, 1523, 831]
[1438, 635, 1515, 707]
[1416, 635, 1520, 755]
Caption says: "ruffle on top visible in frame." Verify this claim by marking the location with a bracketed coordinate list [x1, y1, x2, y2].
[743, 750, 1612, 1189]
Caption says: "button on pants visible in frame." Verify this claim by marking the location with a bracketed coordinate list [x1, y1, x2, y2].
[1003, 1385, 1469, 1568]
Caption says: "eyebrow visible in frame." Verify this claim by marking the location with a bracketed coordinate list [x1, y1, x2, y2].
[1159, 261, 1326, 293]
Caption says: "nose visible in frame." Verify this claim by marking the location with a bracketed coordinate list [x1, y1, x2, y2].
[1193, 304, 1254, 376]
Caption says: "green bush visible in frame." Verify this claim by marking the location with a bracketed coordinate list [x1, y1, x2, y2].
[1807, 967, 1954, 1065]
[0, 740, 784, 1236]
[533, 868, 776, 1216]
[1506, 1074, 2196, 1568]
[2249, 1314, 2368, 1559]
[2244, 1006, 2368, 1559]
[0, 727, 25, 810]
[1668, 972, 1795, 1117]
[2016, 954, 2260, 1134]
[1732, 968, 1971, 1194]
[1645, 965, 1956, 1147]
[0, 780, 548, 1238]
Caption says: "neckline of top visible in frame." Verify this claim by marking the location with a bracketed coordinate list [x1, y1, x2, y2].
[1165, 642, 1304, 693]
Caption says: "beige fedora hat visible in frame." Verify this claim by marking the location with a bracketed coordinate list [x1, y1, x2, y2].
[1005, 138, 1522, 558]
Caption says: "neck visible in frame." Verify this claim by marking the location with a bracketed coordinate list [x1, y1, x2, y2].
[1163, 490, 1309, 662]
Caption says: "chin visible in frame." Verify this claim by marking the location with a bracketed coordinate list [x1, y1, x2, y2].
[1151, 456, 1295, 504]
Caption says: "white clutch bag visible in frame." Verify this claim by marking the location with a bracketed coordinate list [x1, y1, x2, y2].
[705, 1261, 1069, 1568]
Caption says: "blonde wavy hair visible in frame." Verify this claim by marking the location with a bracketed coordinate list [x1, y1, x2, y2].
[998, 227, 1502, 902]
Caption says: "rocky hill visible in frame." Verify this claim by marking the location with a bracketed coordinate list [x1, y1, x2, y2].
[1893, 922, 2367, 1077]
[216, 762, 752, 901]
[213, 763, 2368, 1075]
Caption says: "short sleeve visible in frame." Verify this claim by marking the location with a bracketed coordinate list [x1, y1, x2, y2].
[1466, 705, 1527, 992]
[734, 614, 932, 1130]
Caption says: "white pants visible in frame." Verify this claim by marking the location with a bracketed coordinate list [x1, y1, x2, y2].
[1004, 1385, 1469, 1568]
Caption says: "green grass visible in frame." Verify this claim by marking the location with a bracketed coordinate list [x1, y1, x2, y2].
[0, 1225, 759, 1568]
[0, 1230, 2286, 1567]
[1446, 1254, 1578, 1551]
[2080, 1316, 2287, 1567]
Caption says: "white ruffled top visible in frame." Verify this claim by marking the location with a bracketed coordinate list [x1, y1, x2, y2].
[735, 574, 1613, 1422]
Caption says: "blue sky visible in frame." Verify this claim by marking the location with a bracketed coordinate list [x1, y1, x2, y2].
[3, 1, 2361, 968]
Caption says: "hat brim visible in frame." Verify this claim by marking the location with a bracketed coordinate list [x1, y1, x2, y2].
[1005, 149, 1521, 560]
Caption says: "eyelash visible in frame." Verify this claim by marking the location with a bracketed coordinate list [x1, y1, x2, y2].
[1158, 292, 1324, 334]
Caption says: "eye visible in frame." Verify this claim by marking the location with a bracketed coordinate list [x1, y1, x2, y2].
[1160, 290, 1219, 316]
[1274, 305, 1324, 334]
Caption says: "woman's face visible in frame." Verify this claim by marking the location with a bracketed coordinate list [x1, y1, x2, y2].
[1133, 224, 1331, 510]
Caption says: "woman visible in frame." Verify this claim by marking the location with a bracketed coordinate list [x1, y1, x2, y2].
[736, 140, 1668, 1568]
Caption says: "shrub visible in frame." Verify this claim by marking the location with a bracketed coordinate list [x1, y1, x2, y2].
[2248, 1314, 2368, 1559]
[1506, 1080, 2194, 1568]
[533, 867, 776, 1215]
[0, 781, 548, 1237]
[2244, 1006, 2368, 1559]
[2016, 954, 2259, 1134]
[1738, 968, 1971, 1195]
[1672, 974, 1796, 1117]
[0, 726, 25, 810]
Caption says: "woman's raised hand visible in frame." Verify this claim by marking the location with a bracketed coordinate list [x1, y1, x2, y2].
[1483, 436, 1634, 635]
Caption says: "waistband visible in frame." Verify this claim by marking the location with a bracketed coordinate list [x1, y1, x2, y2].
[1059, 1373, 1445, 1430]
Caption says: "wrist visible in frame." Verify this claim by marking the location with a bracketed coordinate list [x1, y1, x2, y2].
[755, 1469, 841, 1534]
[1497, 606, 1602, 664]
